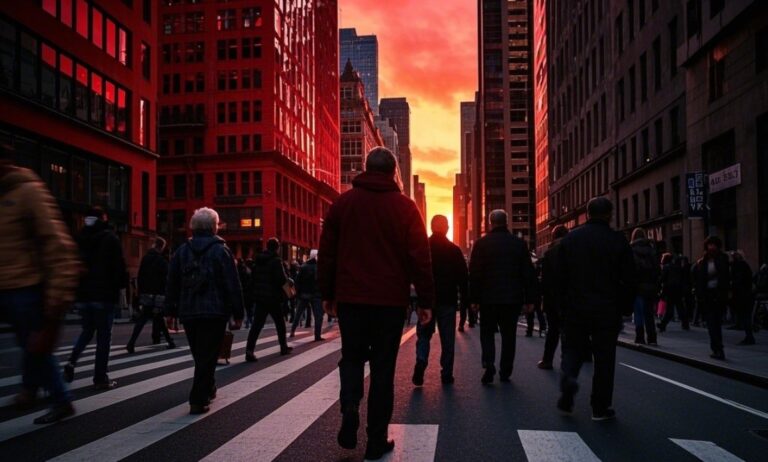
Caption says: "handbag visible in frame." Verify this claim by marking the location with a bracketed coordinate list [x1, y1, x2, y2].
[282, 279, 297, 299]
[657, 299, 667, 317]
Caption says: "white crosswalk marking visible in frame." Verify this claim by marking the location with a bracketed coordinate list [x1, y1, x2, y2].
[518, 430, 601, 462]
[201, 327, 417, 462]
[670, 439, 745, 462]
[49, 337, 343, 462]
[374, 424, 440, 462]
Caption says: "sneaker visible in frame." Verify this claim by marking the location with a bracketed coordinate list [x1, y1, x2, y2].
[537, 360, 553, 370]
[33, 403, 75, 424]
[592, 408, 616, 421]
[245, 351, 258, 362]
[441, 375, 455, 385]
[412, 361, 426, 386]
[94, 380, 118, 390]
[557, 394, 574, 416]
[364, 439, 395, 460]
[166, 342, 176, 350]
[280, 347, 293, 356]
[189, 404, 210, 415]
[63, 363, 75, 383]
[481, 366, 495, 385]
[126, 344, 135, 354]
[337, 404, 359, 449]
[314, 337, 326, 342]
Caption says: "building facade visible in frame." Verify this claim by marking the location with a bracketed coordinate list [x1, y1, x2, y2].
[339, 27, 378, 115]
[340, 61, 383, 191]
[379, 97, 412, 197]
[456, 100, 476, 252]
[413, 174, 427, 223]
[477, 0, 536, 246]
[453, 172, 468, 249]
[0, 0, 158, 272]
[533, 0, 549, 254]
[156, 0, 340, 261]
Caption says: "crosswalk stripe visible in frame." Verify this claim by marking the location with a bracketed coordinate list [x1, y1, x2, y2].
[669, 439, 745, 462]
[374, 424, 440, 462]
[0, 333, 318, 443]
[48, 336, 343, 462]
[201, 327, 417, 462]
[518, 430, 601, 462]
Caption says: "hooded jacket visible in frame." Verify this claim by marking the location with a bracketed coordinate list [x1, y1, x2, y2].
[137, 248, 168, 296]
[251, 249, 287, 305]
[429, 233, 468, 310]
[630, 238, 660, 298]
[318, 171, 435, 309]
[75, 220, 128, 304]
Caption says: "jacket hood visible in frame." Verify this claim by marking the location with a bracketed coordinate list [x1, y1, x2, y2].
[188, 233, 225, 252]
[255, 249, 279, 264]
[351, 171, 401, 193]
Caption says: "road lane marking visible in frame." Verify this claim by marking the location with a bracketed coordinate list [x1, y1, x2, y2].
[670, 439, 745, 462]
[0, 333, 318, 443]
[201, 327, 418, 462]
[518, 430, 601, 462]
[373, 424, 440, 462]
[48, 336, 342, 462]
[620, 363, 768, 420]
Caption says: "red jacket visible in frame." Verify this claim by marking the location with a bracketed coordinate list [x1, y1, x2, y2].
[318, 171, 434, 309]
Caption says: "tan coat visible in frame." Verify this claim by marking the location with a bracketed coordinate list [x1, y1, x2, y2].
[0, 167, 80, 317]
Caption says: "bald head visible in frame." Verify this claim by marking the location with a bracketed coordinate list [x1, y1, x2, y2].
[489, 209, 507, 229]
[365, 147, 397, 175]
[431, 215, 449, 236]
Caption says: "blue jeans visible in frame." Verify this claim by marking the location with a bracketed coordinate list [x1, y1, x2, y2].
[0, 286, 70, 405]
[416, 305, 457, 378]
[633, 296, 657, 344]
[68, 302, 115, 384]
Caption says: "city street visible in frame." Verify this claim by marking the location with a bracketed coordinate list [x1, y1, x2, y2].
[0, 318, 765, 461]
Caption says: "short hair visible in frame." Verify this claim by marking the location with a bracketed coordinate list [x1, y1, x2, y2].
[365, 146, 397, 174]
[631, 227, 647, 241]
[587, 196, 613, 221]
[154, 237, 167, 250]
[489, 209, 507, 227]
[309, 249, 318, 260]
[267, 237, 280, 252]
[551, 225, 569, 240]
[704, 235, 722, 249]
[189, 207, 219, 233]
[660, 252, 673, 265]
[431, 215, 449, 234]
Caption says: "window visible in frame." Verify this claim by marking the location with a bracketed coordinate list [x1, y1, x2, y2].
[104, 80, 115, 131]
[242, 101, 250, 122]
[253, 69, 262, 87]
[643, 189, 651, 221]
[217, 102, 225, 123]
[217, 136, 225, 154]
[639, 0, 646, 28]
[653, 37, 662, 91]
[217, 40, 226, 60]
[241, 172, 250, 195]
[670, 106, 680, 145]
[143, 0, 151, 24]
[228, 135, 236, 153]
[687, 0, 701, 38]
[622, 198, 629, 225]
[228, 39, 237, 59]
[19, 33, 38, 98]
[195, 72, 204, 92]
[671, 176, 681, 211]
[227, 172, 236, 195]
[140, 99, 149, 148]
[669, 17, 678, 76]
[656, 183, 665, 216]
[106, 19, 117, 58]
[90, 72, 104, 127]
[118, 27, 129, 66]
[654, 118, 663, 156]
[0, 18, 16, 89]
[58, 54, 73, 114]
[639, 53, 648, 103]
[253, 171, 262, 194]
[185, 12, 204, 32]
[193, 137, 203, 154]
[600, 92, 607, 140]
[241, 38, 251, 58]
[41, 43, 56, 107]
[709, 50, 725, 101]
[242, 69, 251, 89]
[641, 128, 650, 162]
[174, 139, 185, 156]
[217, 9, 236, 31]
[253, 100, 262, 121]
[116, 87, 127, 137]
[228, 70, 238, 89]
[215, 173, 224, 195]
[242, 7, 262, 28]
[250, 37, 261, 58]
[616, 78, 625, 121]
[194, 174, 203, 198]
[141, 42, 150, 80]
[629, 66, 636, 113]
[757, 27, 768, 73]
[76, 0, 88, 38]
[253, 134, 262, 151]
[242, 134, 250, 151]
[627, 0, 634, 42]
[92, 8, 103, 49]
[173, 175, 187, 199]
[228, 102, 237, 123]
[157, 175, 166, 199]
[632, 194, 639, 223]
[616, 14, 623, 53]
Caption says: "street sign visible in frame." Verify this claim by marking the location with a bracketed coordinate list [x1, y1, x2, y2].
[708, 163, 741, 194]
[686, 172, 707, 219]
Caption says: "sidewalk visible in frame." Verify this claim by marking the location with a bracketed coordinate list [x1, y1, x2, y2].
[618, 320, 768, 388]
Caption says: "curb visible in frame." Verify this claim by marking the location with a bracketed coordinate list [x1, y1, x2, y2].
[616, 338, 768, 389]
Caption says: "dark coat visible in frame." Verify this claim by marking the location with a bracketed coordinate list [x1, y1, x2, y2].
[540, 239, 564, 314]
[556, 219, 636, 317]
[166, 233, 244, 322]
[137, 248, 168, 296]
[296, 258, 321, 299]
[693, 251, 730, 304]
[468, 227, 539, 306]
[660, 261, 684, 299]
[75, 220, 128, 304]
[318, 171, 434, 309]
[251, 250, 287, 305]
[730, 259, 753, 300]
[631, 238, 660, 298]
[429, 234, 468, 310]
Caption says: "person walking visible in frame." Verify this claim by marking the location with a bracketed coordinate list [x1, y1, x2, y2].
[630, 228, 660, 345]
[525, 289, 547, 337]
[537, 225, 569, 370]
[556, 197, 635, 421]
[693, 236, 731, 359]
[458, 256, 477, 331]
[0, 143, 80, 424]
[319, 147, 434, 460]
[236, 258, 254, 329]
[245, 238, 292, 361]
[730, 251, 755, 345]
[658, 253, 689, 332]
[165, 207, 244, 414]
[291, 249, 325, 341]
[412, 215, 467, 386]
[469, 209, 539, 385]
[63, 207, 128, 390]
[126, 237, 175, 353]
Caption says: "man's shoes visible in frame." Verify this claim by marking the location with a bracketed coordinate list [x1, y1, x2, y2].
[167, 342, 176, 350]
[441, 375, 455, 385]
[499, 375, 511, 383]
[364, 439, 395, 460]
[557, 394, 574, 416]
[94, 380, 118, 390]
[209, 386, 217, 401]
[337, 404, 359, 449]
[14, 390, 37, 411]
[280, 347, 293, 356]
[458, 325, 465, 332]
[412, 361, 426, 387]
[33, 403, 75, 424]
[738, 338, 756, 346]
[245, 351, 258, 362]
[290, 331, 296, 338]
[63, 363, 75, 383]
[314, 337, 326, 342]
[126, 344, 135, 354]
[537, 360, 553, 370]
[682, 324, 691, 331]
[634, 339, 646, 345]
[539, 329, 545, 338]
[189, 404, 210, 415]
[592, 408, 616, 421]
[481, 366, 495, 385]
[710, 351, 726, 360]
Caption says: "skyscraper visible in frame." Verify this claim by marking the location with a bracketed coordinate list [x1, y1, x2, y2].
[339, 28, 378, 115]
[532, 0, 549, 254]
[456, 101, 476, 251]
[379, 97, 412, 197]
[413, 174, 427, 223]
[477, 0, 536, 245]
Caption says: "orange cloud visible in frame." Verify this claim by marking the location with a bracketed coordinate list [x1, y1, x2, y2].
[411, 146, 459, 165]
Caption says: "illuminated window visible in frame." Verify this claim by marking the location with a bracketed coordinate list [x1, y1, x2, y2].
[217, 9, 236, 31]
[105, 80, 115, 132]
[118, 27, 129, 66]
[140, 98, 149, 147]
[116, 87, 128, 137]
[242, 8, 262, 28]
[58, 54, 73, 114]
[41, 43, 57, 107]
[76, 0, 88, 38]
[92, 8, 103, 49]
[90, 72, 103, 127]
[61, 0, 73, 27]
[106, 19, 117, 58]
[43, 0, 57, 17]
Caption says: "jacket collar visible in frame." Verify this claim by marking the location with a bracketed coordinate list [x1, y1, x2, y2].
[490, 226, 510, 234]
[351, 171, 401, 192]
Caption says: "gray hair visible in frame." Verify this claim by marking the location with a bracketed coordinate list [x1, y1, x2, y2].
[190, 207, 220, 233]
[489, 209, 507, 227]
[365, 146, 397, 174]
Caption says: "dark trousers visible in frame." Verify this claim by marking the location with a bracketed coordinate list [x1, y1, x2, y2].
[734, 295, 755, 342]
[560, 311, 621, 412]
[69, 302, 115, 384]
[633, 296, 657, 344]
[660, 294, 688, 329]
[128, 306, 173, 347]
[416, 305, 456, 378]
[479, 304, 522, 376]
[183, 318, 226, 406]
[247, 301, 288, 352]
[338, 303, 405, 443]
[526, 301, 547, 334]
[542, 310, 561, 364]
[459, 303, 477, 328]
[700, 291, 725, 353]
[291, 297, 323, 337]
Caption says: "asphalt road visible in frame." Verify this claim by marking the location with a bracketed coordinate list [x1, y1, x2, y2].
[0, 316, 765, 461]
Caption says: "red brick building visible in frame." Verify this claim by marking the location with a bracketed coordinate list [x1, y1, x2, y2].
[156, 0, 340, 261]
[0, 1, 158, 271]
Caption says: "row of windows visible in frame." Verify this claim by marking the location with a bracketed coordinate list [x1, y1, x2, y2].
[161, 8, 261, 35]
[216, 38, 262, 60]
[213, 171, 263, 197]
[275, 172, 318, 216]
[217, 69, 263, 90]
[551, 93, 608, 180]
[616, 0, 662, 55]
[216, 134, 262, 154]
[159, 136, 203, 156]
[159, 104, 205, 126]
[162, 72, 204, 94]
[216, 101, 263, 124]
[551, 157, 611, 217]
[161, 41, 204, 64]
[617, 106, 681, 177]
[620, 177, 682, 227]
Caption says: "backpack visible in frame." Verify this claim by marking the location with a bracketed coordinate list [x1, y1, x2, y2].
[181, 241, 220, 295]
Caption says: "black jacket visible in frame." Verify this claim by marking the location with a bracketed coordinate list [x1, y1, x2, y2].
[660, 261, 684, 299]
[251, 250, 287, 305]
[76, 220, 128, 304]
[540, 239, 564, 314]
[429, 234, 468, 310]
[731, 260, 753, 299]
[556, 219, 636, 317]
[296, 258, 321, 299]
[469, 227, 539, 306]
[137, 248, 168, 296]
[631, 238, 660, 298]
[693, 252, 730, 304]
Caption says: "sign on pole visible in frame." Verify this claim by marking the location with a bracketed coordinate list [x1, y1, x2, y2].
[708, 163, 741, 194]
[686, 172, 707, 219]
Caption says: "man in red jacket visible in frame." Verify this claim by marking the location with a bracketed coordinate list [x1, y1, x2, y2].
[319, 147, 434, 461]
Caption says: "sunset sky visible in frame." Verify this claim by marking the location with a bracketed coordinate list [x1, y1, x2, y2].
[340, 0, 477, 238]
